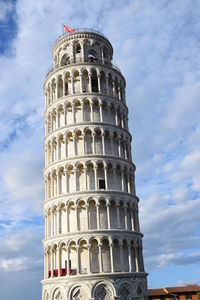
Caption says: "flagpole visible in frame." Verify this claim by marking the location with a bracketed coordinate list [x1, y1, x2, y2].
[62, 24, 64, 36]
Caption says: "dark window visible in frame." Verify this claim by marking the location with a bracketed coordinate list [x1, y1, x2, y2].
[99, 179, 105, 190]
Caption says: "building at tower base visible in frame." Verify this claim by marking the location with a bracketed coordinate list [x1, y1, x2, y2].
[42, 29, 148, 300]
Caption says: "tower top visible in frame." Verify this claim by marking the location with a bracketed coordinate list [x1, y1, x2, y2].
[52, 28, 113, 60]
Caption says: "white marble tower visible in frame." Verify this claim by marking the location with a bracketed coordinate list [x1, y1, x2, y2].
[42, 29, 148, 300]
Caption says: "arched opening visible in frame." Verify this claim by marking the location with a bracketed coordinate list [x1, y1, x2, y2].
[97, 162, 105, 190]
[99, 199, 108, 229]
[69, 241, 77, 275]
[60, 242, 67, 276]
[93, 98, 100, 122]
[88, 200, 97, 230]
[75, 129, 83, 156]
[79, 240, 88, 274]
[122, 240, 129, 272]
[61, 53, 70, 66]
[78, 200, 87, 231]
[64, 72, 71, 95]
[68, 202, 76, 232]
[94, 128, 102, 154]
[100, 71, 106, 93]
[66, 131, 73, 157]
[88, 49, 97, 62]
[107, 163, 114, 190]
[104, 130, 111, 155]
[83, 99, 91, 122]
[66, 102, 73, 124]
[91, 69, 98, 93]
[76, 164, 84, 192]
[74, 100, 82, 123]
[82, 69, 89, 92]
[110, 200, 117, 228]
[119, 201, 125, 229]
[73, 70, 80, 94]
[74, 41, 82, 62]
[57, 75, 63, 98]
[53, 289, 63, 300]
[60, 204, 67, 234]
[102, 239, 111, 273]
[90, 239, 99, 273]
[86, 162, 95, 190]
[113, 239, 121, 272]
[85, 129, 92, 154]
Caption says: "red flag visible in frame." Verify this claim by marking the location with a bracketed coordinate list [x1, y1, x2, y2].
[64, 25, 75, 33]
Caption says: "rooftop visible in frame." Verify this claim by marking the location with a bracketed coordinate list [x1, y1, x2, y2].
[148, 285, 200, 296]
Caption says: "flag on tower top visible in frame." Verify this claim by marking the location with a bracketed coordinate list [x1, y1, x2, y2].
[64, 24, 75, 33]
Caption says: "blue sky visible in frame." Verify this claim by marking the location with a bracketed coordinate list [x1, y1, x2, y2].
[0, 0, 200, 299]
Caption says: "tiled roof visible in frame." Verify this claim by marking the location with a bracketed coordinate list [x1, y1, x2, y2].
[148, 285, 200, 296]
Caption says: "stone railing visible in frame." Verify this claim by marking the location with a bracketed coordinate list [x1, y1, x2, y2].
[46, 58, 121, 78]
[54, 28, 109, 45]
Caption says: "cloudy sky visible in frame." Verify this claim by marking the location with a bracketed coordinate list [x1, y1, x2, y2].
[0, 0, 200, 299]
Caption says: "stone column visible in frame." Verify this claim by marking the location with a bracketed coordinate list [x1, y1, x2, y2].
[118, 138, 121, 157]
[107, 204, 111, 229]
[75, 205, 78, 231]
[105, 75, 109, 94]
[112, 80, 115, 97]
[117, 205, 120, 228]
[66, 206, 69, 233]
[57, 248, 61, 276]
[96, 204, 100, 229]
[51, 210, 54, 236]
[55, 76, 58, 100]
[83, 133, 86, 155]
[97, 74, 101, 93]
[46, 213, 49, 237]
[94, 166, 98, 190]
[89, 73, 92, 93]
[115, 109, 118, 126]
[110, 134, 114, 154]
[99, 244, 103, 273]
[99, 103, 103, 122]
[66, 247, 70, 275]
[128, 244, 132, 272]
[71, 75, 74, 94]
[104, 166, 108, 189]
[102, 133, 105, 155]
[119, 243, 123, 272]
[80, 73, 83, 93]
[131, 209, 135, 231]
[92, 133, 95, 154]
[124, 206, 128, 230]
[74, 168, 77, 192]
[57, 208, 60, 234]
[81, 102, 84, 122]
[63, 74, 66, 96]
[118, 86, 121, 100]
[72, 104, 75, 123]
[51, 249, 54, 277]
[76, 246, 80, 275]
[121, 170, 125, 192]
[73, 134, 76, 156]
[110, 243, 114, 273]
[90, 102, 94, 122]
[86, 204, 89, 230]
[135, 247, 139, 272]
[87, 246, 91, 274]
[84, 167, 87, 190]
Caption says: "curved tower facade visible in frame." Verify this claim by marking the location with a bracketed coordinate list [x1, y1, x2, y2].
[42, 29, 147, 300]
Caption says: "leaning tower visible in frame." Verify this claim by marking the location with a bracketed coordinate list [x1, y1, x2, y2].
[42, 29, 148, 300]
